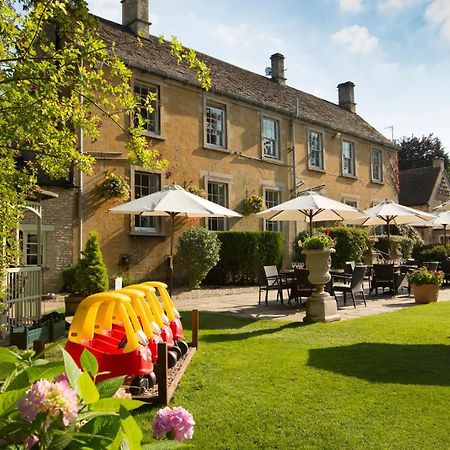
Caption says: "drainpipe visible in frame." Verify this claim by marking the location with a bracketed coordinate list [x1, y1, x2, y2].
[77, 60, 83, 260]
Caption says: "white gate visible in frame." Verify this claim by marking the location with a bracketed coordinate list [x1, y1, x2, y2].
[4, 267, 42, 328]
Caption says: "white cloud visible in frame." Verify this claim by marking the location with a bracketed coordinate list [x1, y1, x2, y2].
[426, 0, 450, 41]
[378, 0, 415, 11]
[331, 25, 379, 53]
[339, 0, 362, 12]
[214, 24, 283, 48]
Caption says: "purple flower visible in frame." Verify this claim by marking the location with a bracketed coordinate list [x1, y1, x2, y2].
[18, 379, 80, 426]
[24, 435, 39, 450]
[152, 406, 195, 441]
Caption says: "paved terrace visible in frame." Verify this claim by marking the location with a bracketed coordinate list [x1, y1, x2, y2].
[42, 285, 450, 322]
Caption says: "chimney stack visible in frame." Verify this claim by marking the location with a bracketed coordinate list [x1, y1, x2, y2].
[121, 0, 151, 36]
[270, 53, 286, 86]
[337, 81, 356, 113]
[433, 156, 445, 170]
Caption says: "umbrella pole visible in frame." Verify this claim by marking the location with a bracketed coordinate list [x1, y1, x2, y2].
[309, 212, 313, 236]
[386, 219, 391, 261]
[444, 224, 447, 244]
[168, 213, 176, 295]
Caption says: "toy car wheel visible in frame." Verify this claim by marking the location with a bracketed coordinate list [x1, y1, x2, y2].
[171, 345, 183, 359]
[168, 350, 178, 368]
[147, 372, 157, 388]
[176, 340, 189, 356]
[129, 376, 149, 396]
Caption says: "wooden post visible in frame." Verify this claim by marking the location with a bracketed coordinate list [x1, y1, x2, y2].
[33, 339, 45, 356]
[191, 309, 199, 349]
[156, 342, 168, 405]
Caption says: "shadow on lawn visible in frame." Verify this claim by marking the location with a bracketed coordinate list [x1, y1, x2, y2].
[201, 321, 305, 343]
[308, 343, 450, 386]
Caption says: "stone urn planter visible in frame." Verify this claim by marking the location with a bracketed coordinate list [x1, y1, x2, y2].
[411, 284, 440, 304]
[302, 248, 340, 323]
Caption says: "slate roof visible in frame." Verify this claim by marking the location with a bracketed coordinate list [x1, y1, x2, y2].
[399, 166, 441, 206]
[97, 17, 396, 149]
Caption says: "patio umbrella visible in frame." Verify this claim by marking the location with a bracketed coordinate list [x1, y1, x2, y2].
[256, 190, 362, 235]
[349, 200, 435, 255]
[411, 210, 450, 242]
[109, 184, 242, 293]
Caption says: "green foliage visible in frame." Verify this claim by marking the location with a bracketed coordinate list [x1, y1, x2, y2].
[409, 267, 444, 285]
[299, 234, 334, 251]
[0, 1, 210, 278]
[206, 232, 284, 284]
[97, 172, 130, 201]
[74, 232, 109, 296]
[413, 244, 449, 263]
[398, 134, 448, 171]
[373, 235, 414, 259]
[62, 266, 77, 292]
[329, 227, 369, 268]
[178, 227, 221, 289]
[0, 346, 146, 449]
[242, 194, 265, 216]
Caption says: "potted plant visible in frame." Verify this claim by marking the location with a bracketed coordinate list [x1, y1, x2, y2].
[242, 193, 265, 216]
[299, 234, 340, 323]
[409, 267, 443, 304]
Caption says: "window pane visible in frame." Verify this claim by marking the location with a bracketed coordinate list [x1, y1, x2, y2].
[207, 182, 227, 231]
[262, 118, 279, 159]
[206, 104, 225, 147]
[372, 149, 382, 181]
[134, 171, 161, 231]
[342, 141, 355, 176]
[264, 190, 281, 232]
[134, 83, 159, 133]
[308, 131, 323, 168]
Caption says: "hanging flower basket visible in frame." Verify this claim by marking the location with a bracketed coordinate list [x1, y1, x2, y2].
[242, 194, 265, 216]
[97, 172, 130, 201]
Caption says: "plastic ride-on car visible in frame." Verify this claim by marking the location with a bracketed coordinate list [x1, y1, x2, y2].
[65, 291, 156, 395]
[141, 281, 189, 356]
[119, 287, 180, 368]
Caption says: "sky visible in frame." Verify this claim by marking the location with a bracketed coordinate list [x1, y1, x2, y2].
[87, 0, 450, 151]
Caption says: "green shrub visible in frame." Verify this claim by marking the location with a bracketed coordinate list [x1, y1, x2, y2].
[178, 227, 221, 289]
[373, 235, 414, 260]
[299, 234, 334, 250]
[74, 232, 109, 296]
[206, 231, 284, 284]
[62, 266, 77, 293]
[409, 267, 444, 285]
[329, 227, 369, 268]
[414, 245, 448, 263]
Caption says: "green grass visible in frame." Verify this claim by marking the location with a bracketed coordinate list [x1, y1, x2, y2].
[136, 303, 450, 449]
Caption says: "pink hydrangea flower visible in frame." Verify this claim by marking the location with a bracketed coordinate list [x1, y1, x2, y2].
[113, 387, 132, 399]
[152, 406, 195, 441]
[18, 379, 80, 426]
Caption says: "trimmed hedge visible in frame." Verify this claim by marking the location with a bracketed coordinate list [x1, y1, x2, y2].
[412, 244, 449, 263]
[205, 231, 284, 284]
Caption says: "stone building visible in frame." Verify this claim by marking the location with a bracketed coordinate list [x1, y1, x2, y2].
[30, 0, 398, 291]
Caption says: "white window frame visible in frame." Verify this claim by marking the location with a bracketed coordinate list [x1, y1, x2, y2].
[308, 130, 324, 170]
[207, 181, 228, 231]
[262, 117, 280, 160]
[371, 148, 383, 183]
[205, 101, 227, 149]
[18, 224, 54, 266]
[263, 188, 282, 232]
[133, 81, 160, 136]
[130, 166, 162, 235]
[342, 140, 356, 177]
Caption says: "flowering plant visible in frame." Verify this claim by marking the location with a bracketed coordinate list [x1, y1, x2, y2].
[153, 406, 195, 441]
[298, 233, 335, 251]
[409, 267, 444, 285]
[0, 346, 193, 449]
[97, 171, 130, 201]
[242, 193, 265, 216]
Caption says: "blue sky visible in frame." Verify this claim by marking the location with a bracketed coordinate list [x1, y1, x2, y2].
[88, 0, 450, 151]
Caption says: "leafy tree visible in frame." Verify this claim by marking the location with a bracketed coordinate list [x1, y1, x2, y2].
[0, 1, 210, 282]
[398, 134, 448, 171]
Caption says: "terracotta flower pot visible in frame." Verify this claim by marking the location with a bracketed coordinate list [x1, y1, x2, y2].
[411, 283, 440, 304]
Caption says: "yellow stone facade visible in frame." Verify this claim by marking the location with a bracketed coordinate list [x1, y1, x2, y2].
[78, 66, 398, 284]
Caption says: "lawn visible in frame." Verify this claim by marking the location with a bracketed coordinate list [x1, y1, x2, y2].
[136, 302, 450, 449]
